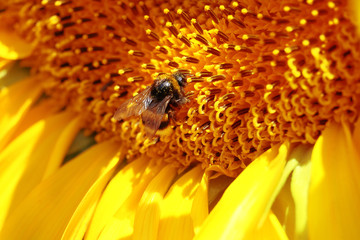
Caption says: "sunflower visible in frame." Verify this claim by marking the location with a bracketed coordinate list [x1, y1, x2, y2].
[1, 0, 360, 239]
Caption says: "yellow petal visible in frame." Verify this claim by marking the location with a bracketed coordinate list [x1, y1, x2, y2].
[0, 111, 80, 228]
[0, 61, 29, 87]
[0, 58, 12, 70]
[98, 161, 164, 239]
[272, 144, 312, 239]
[195, 143, 288, 240]
[0, 59, 14, 84]
[191, 171, 209, 235]
[0, 140, 120, 239]
[85, 156, 149, 240]
[158, 165, 204, 240]
[133, 164, 178, 240]
[0, 30, 34, 59]
[252, 211, 289, 240]
[62, 151, 124, 240]
[353, 115, 360, 150]
[349, 0, 360, 35]
[308, 122, 360, 239]
[289, 145, 311, 239]
[7, 99, 60, 143]
[0, 77, 42, 150]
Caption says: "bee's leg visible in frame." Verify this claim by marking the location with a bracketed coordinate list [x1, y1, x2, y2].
[167, 108, 177, 122]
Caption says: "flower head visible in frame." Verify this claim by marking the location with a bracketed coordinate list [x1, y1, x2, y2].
[1, 0, 360, 239]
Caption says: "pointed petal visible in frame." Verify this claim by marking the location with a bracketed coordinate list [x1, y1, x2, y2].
[272, 144, 312, 240]
[8, 100, 61, 144]
[0, 111, 80, 228]
[0, 30, 34, 59]
[290, 146, 312, 239]
[98, 161, 164, 239]
[195, 143, 288, 240]
[0, 140, 120, 239]
[252, 211, 289, 240]
[133, 164, 178, 240]
[85, 157, 149, 240]
[0, 77, 42, 150]
[308, 123, 360, 239]
[191, 171, 209, 235]
[62, 150, 125, 240]
[158, 165, 204, 240]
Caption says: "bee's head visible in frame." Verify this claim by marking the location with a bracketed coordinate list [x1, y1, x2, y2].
[172, 71, 187, 87]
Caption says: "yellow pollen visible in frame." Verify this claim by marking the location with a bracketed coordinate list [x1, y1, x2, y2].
[93, 61, 99, 68]
[177, 9, 183, 14]
[257, 13, 263, 19]
[41, 0, 49, 4]
[266, 84, 273, 90]
[283, 6, 290, 12]
[128, 50, 134, 55]
[232, 2, 238, 7]
[144, 15, 150, 20]
[118, 69, 125, 75]
[311, 9, 319, 16]
[54, 1, 62, 6]
[127, 77, 134, 82]
[286, 26, 293, 32]
[114, 85, 120, 91]
[55, 23, 62, 30]
[204, 5, 210, 11]
[242, 35, 249, 40]
[284, 47, 292, 54]
[227, 15, 234, 21]
[163, 8, 170, 14]
[307, 0, 314, 4]
[48, 15, 60, 25]
[165, 21, 172, 27]
[219, 5, 225, 11]
[302, 39, 310, 46]
[241, 8, 248, 14]
[328, 1, 335, 8]
[300, 19, 307, 25]
[319, 34, 326, 41]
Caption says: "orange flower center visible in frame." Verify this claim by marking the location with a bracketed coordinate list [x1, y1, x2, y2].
[2, 0, 360, 176]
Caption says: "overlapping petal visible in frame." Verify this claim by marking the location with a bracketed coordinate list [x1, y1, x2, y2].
[0, 111, 81, 229]
[308, 122, 360, 239]
[0, 77, 42, 150]
[195, 143, 289, 240]
[0, 140, 120, 239]
[0, 29, 34, 60]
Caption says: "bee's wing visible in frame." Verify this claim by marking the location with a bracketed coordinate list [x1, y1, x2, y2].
[113, 86, 152, 120]
[141, 95, 171, 137]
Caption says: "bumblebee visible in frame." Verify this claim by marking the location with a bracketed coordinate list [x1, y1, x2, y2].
[113, 71, 188, 137]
